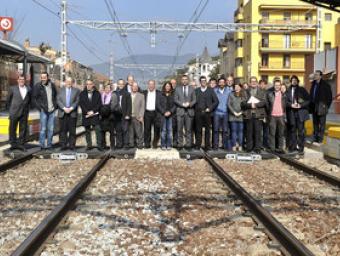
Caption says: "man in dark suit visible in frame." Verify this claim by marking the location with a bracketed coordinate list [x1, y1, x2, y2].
[309, 70, 333, 143]
[57, 77, 80, 150]
[143, 80, 161, 148]
[114, 79, 132, 149]
[241, 76, 267, 153]
[287, 75, 310, 153]
[33, 72, 58, 150]
[194, 75, 218, 150]
[174, 75, 197, 149]
[6, 74, 31, 151]
[79, 79, 103, 150]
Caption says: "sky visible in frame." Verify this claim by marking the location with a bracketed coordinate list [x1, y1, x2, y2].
[3, 0, 237, 66]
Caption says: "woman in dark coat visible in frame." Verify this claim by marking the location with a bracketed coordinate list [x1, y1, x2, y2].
[156, 82, 176, 150]
[228, 83, 244, 151]
[79, 79, 103, 150]
[100, 84, 117, 149]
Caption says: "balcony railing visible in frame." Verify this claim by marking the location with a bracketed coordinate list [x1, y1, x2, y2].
[259, 61, 305, 70]
[259, 18, 316, 25]
[259, 40, 315, 50]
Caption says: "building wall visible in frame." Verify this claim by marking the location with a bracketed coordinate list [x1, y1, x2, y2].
[233, 0, 340, 86]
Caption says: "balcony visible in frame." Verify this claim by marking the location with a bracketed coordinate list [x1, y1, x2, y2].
[259, 61, 305, 72]
[234, 31, 244, 40]
[234, 7, 244, 23]
[235, 46, 244, 58]
[235, 65, 244, 78]
[259, 19, 317, 31]
[259, 40, 315, 53]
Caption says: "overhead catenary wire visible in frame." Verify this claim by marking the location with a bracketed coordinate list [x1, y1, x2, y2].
[170, 0, 210, 73]
[103, 0, 146, 82]
[31, 0, 108, 65]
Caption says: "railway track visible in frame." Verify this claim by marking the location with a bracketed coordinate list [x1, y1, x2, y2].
[216, 157, 340, 255]
[7, 155, 324, 255]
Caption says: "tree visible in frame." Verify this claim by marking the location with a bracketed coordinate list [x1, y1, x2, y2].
[39, 42, 51, 56]
[209, 64, 221, 80]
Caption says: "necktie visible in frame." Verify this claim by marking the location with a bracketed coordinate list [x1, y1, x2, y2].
[66, 88, 71, 108]
[104, 94, 107, 104]
[313, 83, 318, 101]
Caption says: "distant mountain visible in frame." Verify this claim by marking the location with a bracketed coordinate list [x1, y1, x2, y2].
[91, 53, 195, 88]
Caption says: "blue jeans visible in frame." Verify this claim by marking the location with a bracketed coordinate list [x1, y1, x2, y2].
[161, 117, 172, 148]
[230, 121, 244, 147]
[213, 114, 230, 150]
[39, 111, 55, 148]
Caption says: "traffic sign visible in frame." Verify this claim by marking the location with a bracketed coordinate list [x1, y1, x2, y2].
[0, 17, 14, 31]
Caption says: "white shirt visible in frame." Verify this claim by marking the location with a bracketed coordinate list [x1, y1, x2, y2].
[219, 88, 225, 94]
[291, 87, 296, 103]
[127, 85, 132, 93]
[19, 86, 27, 100]
[146, 90, 156, 111]
[200, 86, 207, 93]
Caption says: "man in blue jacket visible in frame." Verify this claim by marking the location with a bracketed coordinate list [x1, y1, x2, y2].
[213, 77, 232, 150]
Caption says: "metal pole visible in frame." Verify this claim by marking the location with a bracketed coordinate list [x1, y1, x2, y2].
[109, 51, 114, 82]
[316, 7, 321, 53]
[60, 0, 67, 87]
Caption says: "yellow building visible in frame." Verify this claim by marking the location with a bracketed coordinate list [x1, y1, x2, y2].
[233, 0, 340, 85]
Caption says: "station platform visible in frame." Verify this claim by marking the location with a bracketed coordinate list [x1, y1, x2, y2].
[0, 111, 40, 138]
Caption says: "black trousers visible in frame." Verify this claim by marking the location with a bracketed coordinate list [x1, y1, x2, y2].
[289, 112, 306, 152]
[115, 118, 129, 148]
[268, 116, 285, 150]
[195, 111, 211, 148]
[144, 110, 160, 148]
[245, 116, 262, 151]
[59, 115, 77, 148]
[101, 124, 115, 149]
[9, 114, 28, 147]
[172, 116, 178, 147]
[312, 113, 327, 142]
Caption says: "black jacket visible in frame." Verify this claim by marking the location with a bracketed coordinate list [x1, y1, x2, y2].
[241, 87, 267, 119]
[79, 89, 102, 126]
[33, 81, 57, 113]
[114, 89, 132, 118]
[156, 92, 176, 116]
[309, 79, 333, 115]
[194, 87, 219, 114]
[286, 85, 310, 123]
[6, 85, 32, 118]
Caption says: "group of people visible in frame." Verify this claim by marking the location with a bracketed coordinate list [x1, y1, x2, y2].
[7, 70, 333, 154]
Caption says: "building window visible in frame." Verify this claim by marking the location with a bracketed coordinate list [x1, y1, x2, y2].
[262, 11, 269, 22]
[305, 13, 313, 22]
[284, 34, 291, 48]
[235, 39, 243, 48]
[283, 12, 291, 21]
[261, 54, 269, 67]
[283, 54, 291, 68]
[325, 13, 332, 21]
[262, 33, 269, 47]
[283, 75, 290, 83]
[305, 34, 312, 48]
[235, 58, 243, 67]
[324, 42, 331, 50]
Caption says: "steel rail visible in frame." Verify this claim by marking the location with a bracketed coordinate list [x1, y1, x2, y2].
[276, 153, 340, 188]
[203, 151, 314, 256]
[11, 155, 110, 256]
